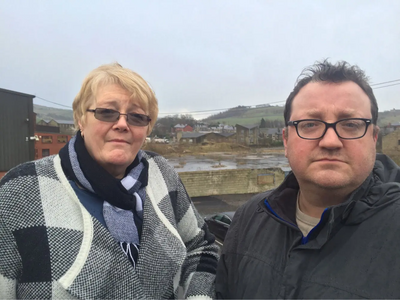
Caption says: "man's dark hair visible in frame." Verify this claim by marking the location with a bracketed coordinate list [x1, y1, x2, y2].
[283, 59, 379, 126]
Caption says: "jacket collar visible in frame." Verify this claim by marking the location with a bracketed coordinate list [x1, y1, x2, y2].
[264, 155, 400, 222]
[260, 154, 400, 246]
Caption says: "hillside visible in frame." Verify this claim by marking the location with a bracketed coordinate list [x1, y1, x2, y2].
[33, 104, 400, 128]
[203, 105, 284, 126]
[203, 105, 400, 128]
[378, 109, 400, 126]
[34, 104, 73, 122]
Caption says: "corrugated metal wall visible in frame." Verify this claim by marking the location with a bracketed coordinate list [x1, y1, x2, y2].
[0, 88, 35, 172]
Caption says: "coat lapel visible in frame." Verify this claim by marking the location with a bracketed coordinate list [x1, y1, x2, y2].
[137, 160, 187, 298]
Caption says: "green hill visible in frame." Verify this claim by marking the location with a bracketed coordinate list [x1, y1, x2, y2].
[203, 105, 400, 128]
[203, 105, 284, 126]
[34, 104, 73, 122]
[33, 104, 400, 128]
[377, 109, 400, 127]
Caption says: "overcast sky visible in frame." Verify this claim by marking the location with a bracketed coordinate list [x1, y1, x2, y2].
[1, 1, 399, 119]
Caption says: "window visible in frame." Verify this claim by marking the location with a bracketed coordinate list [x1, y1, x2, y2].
[58, 135, 68, 143]
[42, 149, 50, 157]
[42, 136, 53, 144]
[398, 140, 400, 146]
[221, 216, 232, 225]
[213, 214, 223, 221]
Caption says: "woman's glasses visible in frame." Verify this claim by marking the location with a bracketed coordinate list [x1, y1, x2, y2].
[87, 108, 151, 126]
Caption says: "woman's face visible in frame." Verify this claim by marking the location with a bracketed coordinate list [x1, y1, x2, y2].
[79, 84, 148, 178]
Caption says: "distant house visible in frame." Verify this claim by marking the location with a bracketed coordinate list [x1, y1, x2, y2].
[389, 122, 400, 129]
[177, 132, 207, 144]
[177, 131, 237, 144]
[204, 132, 236, 143]
[236, 124, 259, 145]
[48, 119, 75, 134]
[194, 122, 209, 132]
[259, 128, 282, 141]
[37, 119, 51, 126]
[174, 124, 193, 132]
[218, 124, 235, 132]
[382, 122, 400, 135]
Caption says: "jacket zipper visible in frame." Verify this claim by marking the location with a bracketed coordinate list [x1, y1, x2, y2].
[264, 199, 298, 230]
[264, 199, 328, 244]
[301, 209, 328, 244]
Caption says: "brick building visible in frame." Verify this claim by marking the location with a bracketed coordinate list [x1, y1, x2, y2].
[35, 125, 72, 159]
[174, 124, 193, 132]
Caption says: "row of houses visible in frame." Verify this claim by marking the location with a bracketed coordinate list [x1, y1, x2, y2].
[177, 124, 283, 145]
[1, 87, 400, 177]
[155, 123, 236, 136]
[37, 118, 75, 134]
[177, 131, 236, 144]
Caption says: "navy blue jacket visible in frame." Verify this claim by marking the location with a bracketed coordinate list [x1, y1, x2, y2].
[216, 154, 400, 299]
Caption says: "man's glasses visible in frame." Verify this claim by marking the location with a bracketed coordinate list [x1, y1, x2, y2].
[87, 108, 151, 127]
[287, 118, 372, 140]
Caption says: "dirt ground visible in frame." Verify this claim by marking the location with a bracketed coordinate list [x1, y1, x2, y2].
[142, 142, 285, 158]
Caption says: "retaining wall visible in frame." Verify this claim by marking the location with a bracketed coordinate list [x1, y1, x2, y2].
[179, 168, 285, 197]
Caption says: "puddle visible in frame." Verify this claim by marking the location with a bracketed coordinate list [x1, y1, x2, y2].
[167, 153, 290, 172]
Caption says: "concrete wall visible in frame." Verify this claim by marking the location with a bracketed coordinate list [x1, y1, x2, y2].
[179, 168, 285, 197]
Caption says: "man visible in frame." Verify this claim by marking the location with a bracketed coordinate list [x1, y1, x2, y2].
[215, 60, 400, 299]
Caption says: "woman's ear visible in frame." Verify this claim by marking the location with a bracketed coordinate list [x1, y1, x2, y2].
[78, 121, 84, 138]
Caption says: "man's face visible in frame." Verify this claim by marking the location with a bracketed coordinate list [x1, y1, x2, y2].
[283, 81, 378, 194]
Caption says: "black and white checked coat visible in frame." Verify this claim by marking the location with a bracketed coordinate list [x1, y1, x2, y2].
[0, 152, 219, 299]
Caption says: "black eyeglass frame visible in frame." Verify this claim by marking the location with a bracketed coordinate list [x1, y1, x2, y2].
[287, 118, 373, 140]
[87, 108, 151, 127]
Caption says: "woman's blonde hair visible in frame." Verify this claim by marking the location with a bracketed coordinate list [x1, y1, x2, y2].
[73, 63, 158, 134]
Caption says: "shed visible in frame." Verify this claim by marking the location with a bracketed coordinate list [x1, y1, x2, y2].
[0, 88, 35, 174]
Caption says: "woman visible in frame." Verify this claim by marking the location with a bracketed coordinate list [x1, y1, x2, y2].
[0, 63, 219, 299]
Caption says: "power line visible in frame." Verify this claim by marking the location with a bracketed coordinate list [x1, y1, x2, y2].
[32, 77, 400, 114]
[159, 100, 286, 115]
[162, 80, 400, 116]
[373, 82, 400, 90]
[371, 79, 400, 86]
[34, 96, 71, 108]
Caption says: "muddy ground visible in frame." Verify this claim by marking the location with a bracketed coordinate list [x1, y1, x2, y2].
[143, 142, 283, 216]
[143, 142, 285, 158]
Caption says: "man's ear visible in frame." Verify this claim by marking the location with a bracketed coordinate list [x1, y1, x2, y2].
[283, 127, 288, 157]
[373, 125, 380, 143]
